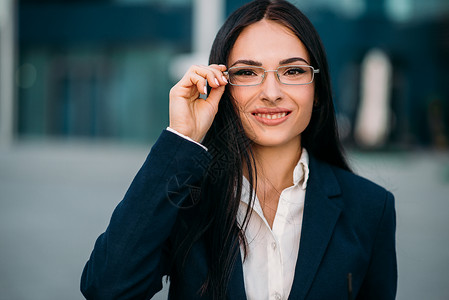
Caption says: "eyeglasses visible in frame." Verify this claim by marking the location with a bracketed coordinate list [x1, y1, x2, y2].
[224, 65, 320, 86]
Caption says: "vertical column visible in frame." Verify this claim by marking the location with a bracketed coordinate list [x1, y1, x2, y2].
[354, 49, 392, 148]
[0, 0, 16, 146]
[193, 0, 224, 54]
[170, 0, 224, 80]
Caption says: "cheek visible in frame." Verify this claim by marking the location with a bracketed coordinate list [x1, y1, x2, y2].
[302, 85, 316, 109]
[230, 88, 249, 111]
[303, 92, 315, 113]
[305, 96, 315, 119]
[290, 88, 315, 129]
[229, 89, 257, 137]
[228, 88, 251, 125]
[290, 87, 315, 110]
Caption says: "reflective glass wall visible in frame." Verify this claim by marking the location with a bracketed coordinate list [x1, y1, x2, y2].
[16, 0, 449, 147]
[17, 0, 192, 143]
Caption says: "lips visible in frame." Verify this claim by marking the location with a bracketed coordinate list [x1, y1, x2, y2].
[250, 108, 292, 125]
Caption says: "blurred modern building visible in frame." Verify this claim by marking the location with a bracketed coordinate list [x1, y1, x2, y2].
[3, 0, 449, 147]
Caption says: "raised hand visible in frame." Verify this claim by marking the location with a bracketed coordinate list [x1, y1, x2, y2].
[169, 64, 228, 142]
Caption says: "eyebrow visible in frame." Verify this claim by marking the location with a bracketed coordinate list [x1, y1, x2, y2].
[279, 57, 310, 65]
[229, 57, 310, 68]
[230, 59, 262, 67]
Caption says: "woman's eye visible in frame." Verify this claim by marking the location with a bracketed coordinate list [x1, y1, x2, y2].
[234, 69, 257, 76]
[284, 67, 306, 76]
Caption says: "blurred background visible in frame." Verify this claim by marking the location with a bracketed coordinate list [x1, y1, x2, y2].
[0, 0, 448, 299]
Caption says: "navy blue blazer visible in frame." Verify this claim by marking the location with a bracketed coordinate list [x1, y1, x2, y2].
[81, 130, 397, 299]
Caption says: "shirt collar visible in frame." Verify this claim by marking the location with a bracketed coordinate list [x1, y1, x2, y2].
[294, 147, 309, 190]
[240, 147, 310, 206]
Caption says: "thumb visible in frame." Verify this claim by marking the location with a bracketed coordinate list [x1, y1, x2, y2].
[205, 85, 226, 110]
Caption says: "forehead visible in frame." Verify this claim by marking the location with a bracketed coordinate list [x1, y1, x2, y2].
[229, 19, 310, 65]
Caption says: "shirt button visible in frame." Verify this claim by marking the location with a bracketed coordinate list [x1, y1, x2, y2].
[273, 292, 282, 300]
[271, 242, 277, 250]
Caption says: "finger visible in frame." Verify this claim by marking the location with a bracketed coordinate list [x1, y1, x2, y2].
[209, 64, 227, 72]
[196, 65, 228, 87]
[189, 73, 208, 95]
[180, 65, 226, 91]
[210, 64, 228, 84]
[195, 66, 221, 88]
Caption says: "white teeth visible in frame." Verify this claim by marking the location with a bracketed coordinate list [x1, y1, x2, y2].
[255, 112, 287, 120]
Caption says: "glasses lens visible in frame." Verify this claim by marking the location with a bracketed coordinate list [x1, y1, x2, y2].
[228, 66, 264, 86]
[278, 65, 313, 85]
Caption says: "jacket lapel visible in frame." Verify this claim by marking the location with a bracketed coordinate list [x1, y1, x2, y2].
[227, 246, 247, 300]
[288, 156, 343, 300]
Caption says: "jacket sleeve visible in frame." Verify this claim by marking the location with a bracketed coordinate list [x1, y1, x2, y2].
[80, 130, 211, 299]
[357, 191, 397, 300]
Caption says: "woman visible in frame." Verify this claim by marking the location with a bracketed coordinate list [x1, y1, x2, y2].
[81, 1, 397, 299]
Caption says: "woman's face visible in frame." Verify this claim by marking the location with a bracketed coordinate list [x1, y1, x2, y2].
[228, 19, 315, 149]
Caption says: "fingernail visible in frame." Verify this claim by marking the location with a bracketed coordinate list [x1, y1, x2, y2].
[214, 78, 219, 86]
[203, 86, 207, 94]
[222, 76, 228, 83]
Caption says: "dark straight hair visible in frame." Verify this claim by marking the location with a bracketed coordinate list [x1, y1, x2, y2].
[172, 1, 351, 299]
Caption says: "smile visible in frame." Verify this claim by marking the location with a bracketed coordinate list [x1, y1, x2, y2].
[254, 112, 287, 120]
[250, 109, 292, 126]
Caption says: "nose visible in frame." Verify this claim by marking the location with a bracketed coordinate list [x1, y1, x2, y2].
[260, 70, 283, 103]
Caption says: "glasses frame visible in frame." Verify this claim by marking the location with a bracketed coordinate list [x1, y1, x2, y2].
[223, 65, 320, 87]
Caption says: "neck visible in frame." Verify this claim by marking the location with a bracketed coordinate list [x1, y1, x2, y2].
[251, 136, 302, 192]
[243, 136, 302, 228]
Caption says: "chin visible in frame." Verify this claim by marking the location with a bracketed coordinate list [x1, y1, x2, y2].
[249, 132, 301, 148]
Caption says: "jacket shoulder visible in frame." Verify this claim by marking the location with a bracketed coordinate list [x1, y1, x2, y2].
[309, 155, 394, 214]
[332, 164, 391, 197]
[327, 161, 395, 227]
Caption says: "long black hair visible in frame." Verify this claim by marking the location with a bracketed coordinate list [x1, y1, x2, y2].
[172, 1, 351, 299]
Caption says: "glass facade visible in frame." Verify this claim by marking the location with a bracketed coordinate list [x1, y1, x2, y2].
[17, 1, 191, 143]
[15, 0, 449, 147]
[18, 45, 176, 142]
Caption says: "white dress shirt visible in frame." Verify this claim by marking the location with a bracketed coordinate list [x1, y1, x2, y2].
[237, 149, 309, 300]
